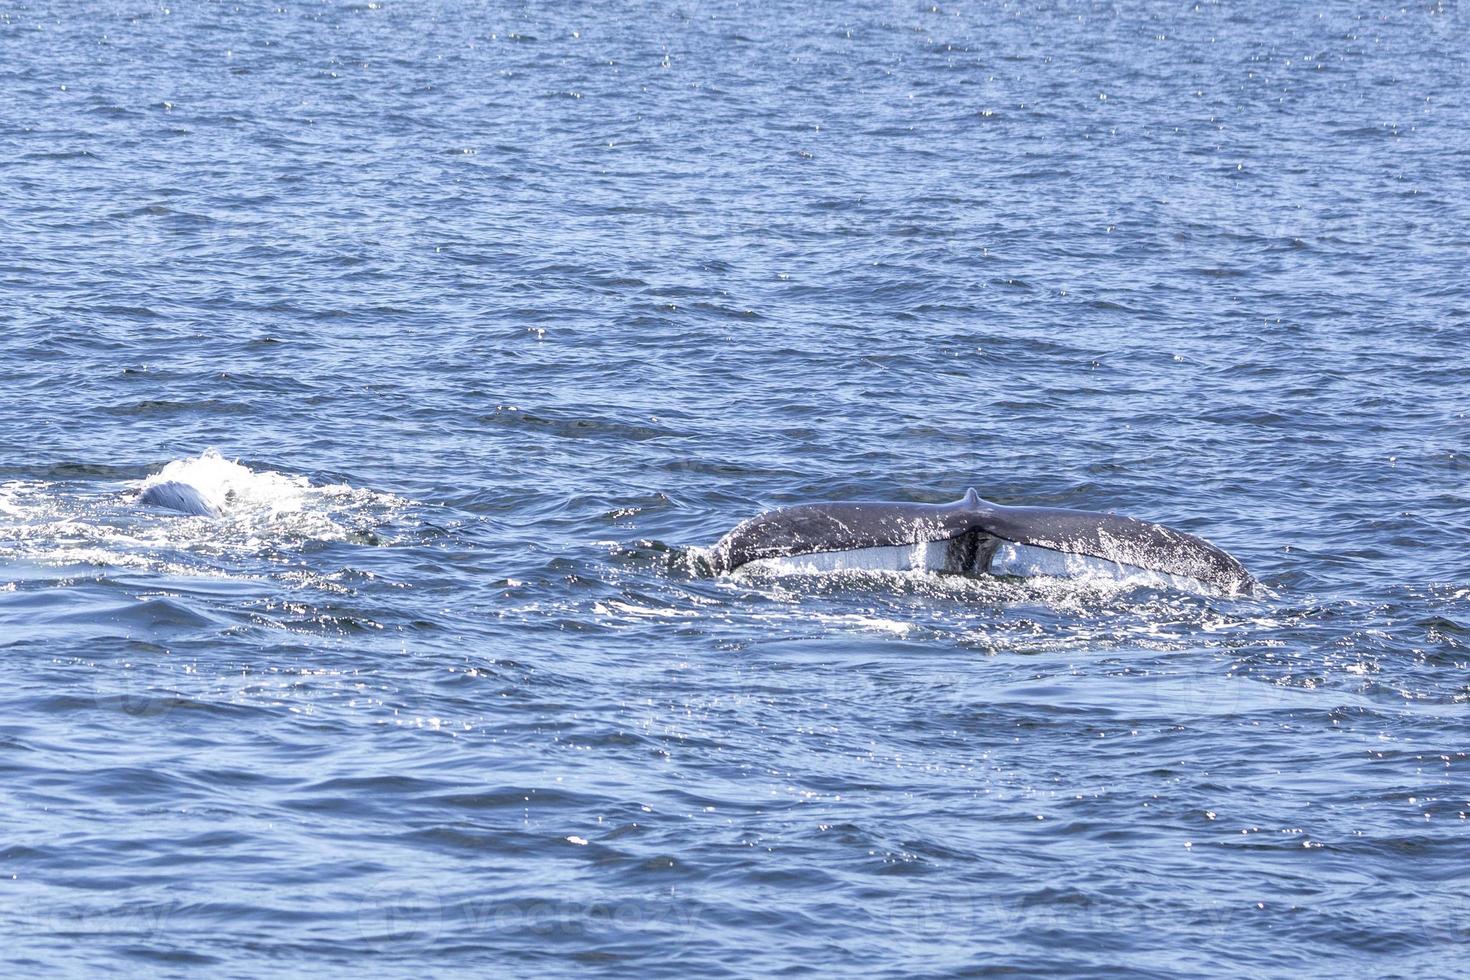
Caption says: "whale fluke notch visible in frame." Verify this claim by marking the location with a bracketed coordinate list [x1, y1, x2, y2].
[138, 480, 222, 517]
[709, 490, 1254, 595]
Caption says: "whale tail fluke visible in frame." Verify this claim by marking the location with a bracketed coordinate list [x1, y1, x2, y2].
[711, 490, 1254, 595]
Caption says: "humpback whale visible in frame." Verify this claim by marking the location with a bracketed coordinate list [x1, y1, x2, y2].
[138, 480, 222, 517]
[710, 489, 1254, 594]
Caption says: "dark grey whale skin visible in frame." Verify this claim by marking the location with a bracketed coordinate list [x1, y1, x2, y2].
[138, 480, 221, 517]
[709, 489, 1255, 594]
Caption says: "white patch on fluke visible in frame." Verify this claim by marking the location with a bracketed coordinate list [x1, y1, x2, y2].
[739, 538, 1217, 594]
[987, 541, 1208, 592]
[743, 541, 952, 575]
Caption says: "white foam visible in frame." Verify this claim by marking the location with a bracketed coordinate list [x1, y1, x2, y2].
[0, 452, 410, 586]
[137, 448, 309, 517]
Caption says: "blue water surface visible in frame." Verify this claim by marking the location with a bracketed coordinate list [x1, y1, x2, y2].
[2, 0, 1469, 975]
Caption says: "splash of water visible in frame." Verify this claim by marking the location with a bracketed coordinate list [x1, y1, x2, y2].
[137, 448, 310, 517]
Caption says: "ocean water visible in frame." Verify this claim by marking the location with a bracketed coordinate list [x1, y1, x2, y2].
[3, 0, 1469, 975]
